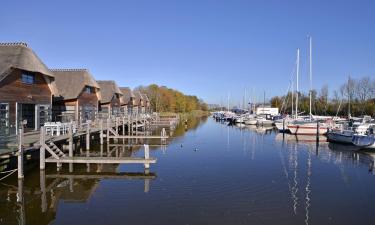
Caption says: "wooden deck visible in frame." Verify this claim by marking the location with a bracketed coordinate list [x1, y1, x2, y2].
[45, 156, 156, 164]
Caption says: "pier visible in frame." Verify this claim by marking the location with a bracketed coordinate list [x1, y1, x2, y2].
[0, 113, 179, 179]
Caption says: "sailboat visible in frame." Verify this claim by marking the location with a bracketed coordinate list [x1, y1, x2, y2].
[288, 36, 331, 135]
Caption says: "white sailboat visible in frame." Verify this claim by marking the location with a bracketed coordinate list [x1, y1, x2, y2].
[288, 36, 331, 135]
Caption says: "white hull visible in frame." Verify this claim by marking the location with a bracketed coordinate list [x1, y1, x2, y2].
[275, 121, 289, 131]
[288, 123, 328, 135]
[352, 135, 375, 149]
[245, 119, 257, 125]
[327, 131, 354, 144]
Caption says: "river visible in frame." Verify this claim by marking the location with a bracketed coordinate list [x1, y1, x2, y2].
[1, 117, 375, 225]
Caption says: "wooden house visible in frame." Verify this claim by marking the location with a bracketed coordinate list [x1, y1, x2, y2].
[141, 93, 151, 114]
[133, 90, 145, 114]
[119, 87, 136, 115]
[97, 80, 122, 118]
[0, 43, 55, 134]
[51, 69, 100, 123]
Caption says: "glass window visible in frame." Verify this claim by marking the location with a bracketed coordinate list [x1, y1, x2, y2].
[85, 86, 92, 94]
[21, 73, 35, 84]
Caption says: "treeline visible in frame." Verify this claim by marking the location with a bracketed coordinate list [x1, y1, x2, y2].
[270, 76, 375, 117]
[135, 84, 208, 113]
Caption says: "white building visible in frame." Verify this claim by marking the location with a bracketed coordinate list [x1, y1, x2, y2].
[256, 107, 279, 116]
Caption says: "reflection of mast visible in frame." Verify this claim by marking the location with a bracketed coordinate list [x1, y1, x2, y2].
[305, 148, 312, 225]
[291, 144, 298, 214]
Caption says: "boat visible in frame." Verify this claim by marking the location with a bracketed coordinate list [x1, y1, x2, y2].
[288, 120, 331, 135]
[327, 117, 374, 144]
[256, 114, 274, 126]
[352, 134, 375, 150]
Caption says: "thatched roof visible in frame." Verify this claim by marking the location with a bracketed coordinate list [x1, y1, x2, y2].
[119, 87, 135, 105]
[141, 93, 149, 102]
[51, 69, 99, 100]
[134, 90, 144, 106]
[0, 42, 54, 82]
[97, 80, 122, 103]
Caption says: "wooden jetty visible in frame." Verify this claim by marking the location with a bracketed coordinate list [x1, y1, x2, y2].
[1, 113, 179, 179]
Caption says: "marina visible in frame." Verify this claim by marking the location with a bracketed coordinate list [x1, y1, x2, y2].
[2, 118, 375, 224]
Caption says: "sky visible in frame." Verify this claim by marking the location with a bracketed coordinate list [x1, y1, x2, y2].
[1, 0, 374, 106]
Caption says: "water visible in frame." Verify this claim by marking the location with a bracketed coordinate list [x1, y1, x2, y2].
[1, 118, 375, 225]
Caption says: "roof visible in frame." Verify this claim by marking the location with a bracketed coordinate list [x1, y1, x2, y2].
[97, 80, 122, 103]
[119, 87, 135, 105]
[134, 90, 144, 105]
[0, 42, 54, 82]
[51, 69, 99, 100]
[141, 93, 149, 102]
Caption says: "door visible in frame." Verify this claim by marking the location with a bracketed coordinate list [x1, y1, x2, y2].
[20, 104, 35, 129]
[37, 104, 51, 129]
[0, 103, 9, 136]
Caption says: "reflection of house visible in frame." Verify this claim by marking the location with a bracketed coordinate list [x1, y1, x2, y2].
[51, 69, 100, 123]
[119, 87, 136, 115]
[134, 90, 145, 114]
[97, 80, 122, 118]
[0, 43, 54, 135]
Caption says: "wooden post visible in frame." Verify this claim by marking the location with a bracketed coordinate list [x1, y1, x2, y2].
[106, 118, 110, 143]
[18, 128, 24, 179]
[40, 127, 46, 170]
[122, 117, 125, 135]
[100, 119, 104, 145]
[316, 121, 320, 141]
[40, 169, 47, 212]
[144, 144, 150, 169]
[69, 123, 73, 172]
[115, 117, 119, 134]
[86, 122, 90, 150]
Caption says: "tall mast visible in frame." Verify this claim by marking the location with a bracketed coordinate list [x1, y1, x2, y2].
[347, 76, 351, 117]
[309, 36, 312, 120]
[227, 91, 230, 112]
[295, 48, 300, 118]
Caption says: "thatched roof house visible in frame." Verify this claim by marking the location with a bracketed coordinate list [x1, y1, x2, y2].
[51, 69, 100, 122]
[97, 80, 122, 116]
[0, 42, 54, 133]
[119, 87, 136, 114]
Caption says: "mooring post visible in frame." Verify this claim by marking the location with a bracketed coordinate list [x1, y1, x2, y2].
[144, 179, 150, 193]
[122, 116, 125, 135]
[115, 117, 119, 134]
[106, 118, 110, 143]
[144, 144, 150, 169]
[100, 119, 104, 145]
[69, 123, 74, 172]
[316, 121, 320, 141]
[18, 128, 24, 179]
[40, 169, 47, 213]
[40, 127, 46, 170]
[86, 122, 90, 150]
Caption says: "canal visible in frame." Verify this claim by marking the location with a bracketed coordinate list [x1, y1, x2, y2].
[1, 117, 375, 225]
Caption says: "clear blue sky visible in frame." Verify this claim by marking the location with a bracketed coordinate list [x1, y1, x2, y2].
[1, 0, 374, 105]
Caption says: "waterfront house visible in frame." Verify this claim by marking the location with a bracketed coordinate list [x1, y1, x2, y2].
[97, 80, 122, 118]
[134, 90, 145, 114]
[0, 43, 55, 135]
[119, 87, 136, 115]
[51, 69, 100, 123]
[142, 93, 151, 114]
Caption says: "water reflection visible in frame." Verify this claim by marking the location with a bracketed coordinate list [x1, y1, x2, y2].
[2, 117, 375, 225]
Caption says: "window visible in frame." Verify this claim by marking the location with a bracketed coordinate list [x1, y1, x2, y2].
[21, 73, 35, 84]
[85, 86, 93, 94]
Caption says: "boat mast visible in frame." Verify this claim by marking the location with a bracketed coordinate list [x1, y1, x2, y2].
[347, 76, 351, 118]
[309, 36, 312, 120]
[295, 48, 300, 119]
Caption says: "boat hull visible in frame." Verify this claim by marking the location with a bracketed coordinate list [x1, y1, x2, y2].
[327, 131, 354, 144]
[288, 124, 328, 135]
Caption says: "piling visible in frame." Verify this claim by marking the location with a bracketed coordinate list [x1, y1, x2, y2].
[144, 144, 150, 169]
[40, 127, 46, 170]
[86, 122, 90, 150]
[100, 119, 104, 145]
[18, 128, 24, 179]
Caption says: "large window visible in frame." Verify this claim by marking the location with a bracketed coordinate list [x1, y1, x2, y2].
[21, 73, 35, 84]
[0, 103, 9, 136]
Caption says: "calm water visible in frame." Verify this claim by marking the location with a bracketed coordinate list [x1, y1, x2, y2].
[1, 117, 375, 225]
